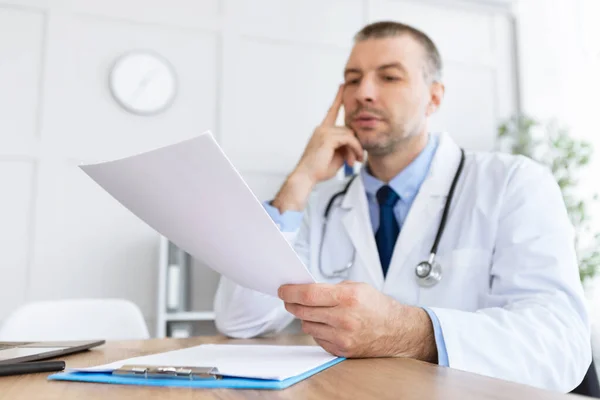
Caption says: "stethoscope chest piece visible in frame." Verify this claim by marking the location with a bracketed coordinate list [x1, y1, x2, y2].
[415, 256, 442, 287]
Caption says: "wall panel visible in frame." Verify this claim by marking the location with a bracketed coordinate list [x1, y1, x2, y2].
[0, 8, 44, 154]
[0, 162, 35, 320]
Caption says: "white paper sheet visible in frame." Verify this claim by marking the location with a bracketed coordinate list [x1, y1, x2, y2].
[80, 131, 315, 297]
[69, 344, 339, 381]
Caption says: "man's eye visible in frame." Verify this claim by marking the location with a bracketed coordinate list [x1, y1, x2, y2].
[345, 79, 360, 85]
[383, 76, 400, 82]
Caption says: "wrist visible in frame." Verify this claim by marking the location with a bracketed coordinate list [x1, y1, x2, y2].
[412, 307, 438, 363]
[271, 171, 316, 213]
[392, 306, 438, 363]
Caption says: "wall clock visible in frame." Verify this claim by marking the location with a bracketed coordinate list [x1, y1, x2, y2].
[109, 50, 178, 116]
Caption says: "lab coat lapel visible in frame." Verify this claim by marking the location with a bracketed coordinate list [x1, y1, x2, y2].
[340, 177, 385, 287]
[386, 133, 463, 281]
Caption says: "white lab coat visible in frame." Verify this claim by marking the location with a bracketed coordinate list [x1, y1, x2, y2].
[214, 132, 591, 392]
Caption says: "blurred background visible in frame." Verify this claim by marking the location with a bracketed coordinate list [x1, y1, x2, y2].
[0, 0, 599, 340]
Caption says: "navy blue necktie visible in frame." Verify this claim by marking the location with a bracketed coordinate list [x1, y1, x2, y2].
[375, 185, 400, 277]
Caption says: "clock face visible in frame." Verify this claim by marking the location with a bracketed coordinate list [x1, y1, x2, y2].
[109, 50, 178, 116]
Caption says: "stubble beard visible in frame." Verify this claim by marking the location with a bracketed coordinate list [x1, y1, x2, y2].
[356, 120, 421, 158]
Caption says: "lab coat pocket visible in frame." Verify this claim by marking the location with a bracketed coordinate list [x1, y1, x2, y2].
[419, 248, 492, 311]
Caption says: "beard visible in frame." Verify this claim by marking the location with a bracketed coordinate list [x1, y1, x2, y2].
[346, 107, 422, 157]
[360, 130, 402, 156]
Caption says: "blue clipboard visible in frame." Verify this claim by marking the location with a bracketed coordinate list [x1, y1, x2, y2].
[48, 357, 344, 390]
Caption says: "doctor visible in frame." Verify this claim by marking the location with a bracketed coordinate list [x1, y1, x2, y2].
[214, 21, 591, 392]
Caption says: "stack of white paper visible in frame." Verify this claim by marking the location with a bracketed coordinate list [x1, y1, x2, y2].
[80, 131, 315, 297]
[70, 344, 339, 381]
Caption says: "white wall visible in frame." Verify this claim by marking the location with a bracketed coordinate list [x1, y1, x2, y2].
[513, 0, 600, 368]
[514, 0, 600, 275]
[0, 0, 517, 335]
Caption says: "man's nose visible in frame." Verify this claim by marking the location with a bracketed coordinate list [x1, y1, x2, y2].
[355, 77, 377, 104]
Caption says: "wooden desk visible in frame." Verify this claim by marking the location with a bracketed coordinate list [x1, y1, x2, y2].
[0, 335, 585, 399]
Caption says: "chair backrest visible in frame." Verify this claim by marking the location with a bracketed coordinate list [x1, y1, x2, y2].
[0, 299, 150, 341]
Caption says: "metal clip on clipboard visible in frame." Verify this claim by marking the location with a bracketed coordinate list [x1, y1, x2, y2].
[113, 365, 222, 380]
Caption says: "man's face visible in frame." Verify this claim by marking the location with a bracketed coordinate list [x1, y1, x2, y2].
[343, 35, 438, 156]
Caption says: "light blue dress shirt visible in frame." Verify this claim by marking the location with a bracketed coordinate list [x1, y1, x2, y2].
[263, 134, 449, 366]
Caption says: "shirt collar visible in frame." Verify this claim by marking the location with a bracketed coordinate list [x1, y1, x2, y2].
[360, 134, 438, 203]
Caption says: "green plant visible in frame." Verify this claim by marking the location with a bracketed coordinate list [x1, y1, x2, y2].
[497, 114, 600, 283]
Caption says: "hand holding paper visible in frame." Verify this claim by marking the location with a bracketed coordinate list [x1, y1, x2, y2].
[80, 131, 315, 297]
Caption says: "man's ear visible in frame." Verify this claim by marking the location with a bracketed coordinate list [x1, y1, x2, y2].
[426, 81, 445, 116]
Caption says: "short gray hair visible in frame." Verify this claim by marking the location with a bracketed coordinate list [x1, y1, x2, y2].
[354, 21, 443, 83]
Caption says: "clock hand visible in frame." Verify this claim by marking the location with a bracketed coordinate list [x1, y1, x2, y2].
[129, 68, 160, 105]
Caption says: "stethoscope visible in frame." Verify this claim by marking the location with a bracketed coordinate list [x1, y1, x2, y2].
[318, 148, 466, 287]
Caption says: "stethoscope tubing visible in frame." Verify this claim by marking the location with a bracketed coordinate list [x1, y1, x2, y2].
[319, 148, 466, 286]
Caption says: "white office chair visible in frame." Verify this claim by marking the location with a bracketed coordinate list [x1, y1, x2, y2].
[0, 298, 150, 341]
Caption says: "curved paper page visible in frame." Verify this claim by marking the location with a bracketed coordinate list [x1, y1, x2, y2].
[80, 131, 314, 297]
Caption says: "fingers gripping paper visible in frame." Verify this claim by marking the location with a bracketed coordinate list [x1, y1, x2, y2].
[80, 131, 315, 297]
